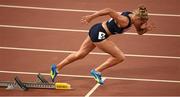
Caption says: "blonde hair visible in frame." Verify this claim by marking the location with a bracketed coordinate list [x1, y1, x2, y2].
[134, 5, 149, 20]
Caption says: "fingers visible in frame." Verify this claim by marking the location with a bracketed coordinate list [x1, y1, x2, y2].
[149, 23, 157, 31]
[81, 16, 87, 24]
[81, 16, 90, 24]
[147, 24, 154, 31]
[151, 23, 157, 29]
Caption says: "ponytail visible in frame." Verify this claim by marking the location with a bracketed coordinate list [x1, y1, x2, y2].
[134, 5, 149, 20]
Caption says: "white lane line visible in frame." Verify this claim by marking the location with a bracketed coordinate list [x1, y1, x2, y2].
[0, 70, 180, 83]
[0, 46, 180, 60]
[106, 76, 180, 83]
[0, 24, 180, 38]
[0, 4, 96, 13]
[85, 78, 106, 97]
[0, 24, 87, 32]
[0, 4, 180, 17]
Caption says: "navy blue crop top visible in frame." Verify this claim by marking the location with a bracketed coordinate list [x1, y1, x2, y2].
[106, 11, 132, 34]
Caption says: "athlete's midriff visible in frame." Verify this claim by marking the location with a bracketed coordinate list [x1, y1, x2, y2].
[102, 21, 112, 36]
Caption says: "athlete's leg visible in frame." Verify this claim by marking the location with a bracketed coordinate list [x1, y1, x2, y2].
[94, 39, 125, 72]
[56, 36, 96, 71]
[51, 36, 95, 82]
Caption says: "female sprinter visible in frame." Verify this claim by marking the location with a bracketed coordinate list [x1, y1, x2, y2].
[50, 5, 153, 84]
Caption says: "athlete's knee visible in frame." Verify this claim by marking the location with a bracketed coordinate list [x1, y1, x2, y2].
[75, 51, 88, 59]
[116, 54, 126, 63]
[120, 54, 126, 61]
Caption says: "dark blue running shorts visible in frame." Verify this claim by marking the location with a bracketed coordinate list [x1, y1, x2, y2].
[88, 23, 109, 42]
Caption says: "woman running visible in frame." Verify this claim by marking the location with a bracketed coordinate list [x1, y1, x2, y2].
[50, 5, 153, 84]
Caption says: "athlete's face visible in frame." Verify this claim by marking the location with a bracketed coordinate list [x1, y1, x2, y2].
[134, 16, 148, 25]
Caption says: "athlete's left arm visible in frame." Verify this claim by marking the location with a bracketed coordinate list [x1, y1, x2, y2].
[81, 8, 121, 24]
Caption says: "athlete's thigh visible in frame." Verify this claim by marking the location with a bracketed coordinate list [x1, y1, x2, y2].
[94, 39, 124, 57]
[78, 36, 96, 53]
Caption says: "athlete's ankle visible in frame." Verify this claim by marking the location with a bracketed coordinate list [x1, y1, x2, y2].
[56, 68, 59, 73]
[95, 68, 102, 73]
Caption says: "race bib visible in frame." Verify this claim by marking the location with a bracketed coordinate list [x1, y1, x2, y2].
[98, 32, 106, 40]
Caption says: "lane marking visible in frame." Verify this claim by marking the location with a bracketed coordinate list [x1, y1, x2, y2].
[0, 70, 180, 83]
[85, 78, 106, 97]
[0, 4, 180, 17]
[0, 24, 180, 38]
[0, 24, 87, 32]
[0, 46, 180, 60]
[0, 4, 96, 13]
[106, 76, 180, 83]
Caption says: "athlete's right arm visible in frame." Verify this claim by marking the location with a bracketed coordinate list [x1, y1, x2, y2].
[81, 8, 126, 24]
[135, 22, 154, 35]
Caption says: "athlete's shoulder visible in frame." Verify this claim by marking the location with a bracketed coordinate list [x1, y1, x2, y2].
[121, 11, 133, 16]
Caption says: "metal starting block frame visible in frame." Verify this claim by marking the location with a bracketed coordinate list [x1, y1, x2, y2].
[0, 73, 72, 91]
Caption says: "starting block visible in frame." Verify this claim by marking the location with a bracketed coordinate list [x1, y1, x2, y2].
[0, 73, 72, 91]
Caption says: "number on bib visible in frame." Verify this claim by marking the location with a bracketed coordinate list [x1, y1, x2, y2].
[98, 32, 106, 40]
